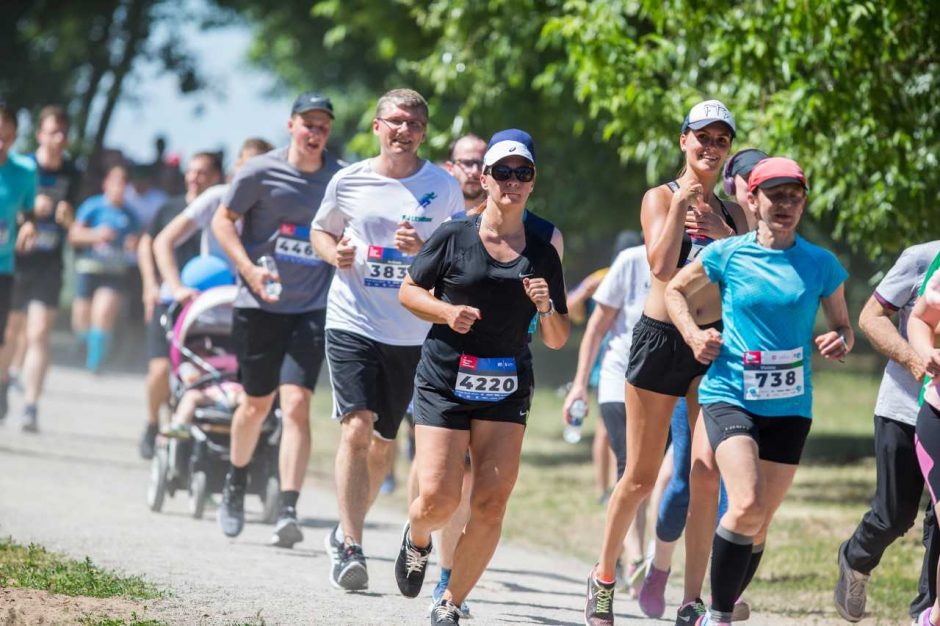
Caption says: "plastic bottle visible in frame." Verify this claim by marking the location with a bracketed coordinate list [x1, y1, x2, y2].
[564, 399, 587, 444]
[257, 255, 282, 299]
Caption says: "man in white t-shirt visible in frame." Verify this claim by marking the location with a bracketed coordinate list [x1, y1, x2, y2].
[312, 88, 463, 591]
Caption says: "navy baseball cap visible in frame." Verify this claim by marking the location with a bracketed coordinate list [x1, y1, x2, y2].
[291, 92, 334, 118]
[729, 149, 768, 180]
[483, 129, 536, 166]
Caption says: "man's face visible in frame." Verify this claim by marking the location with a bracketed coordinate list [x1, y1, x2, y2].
[0, 119, 16, 163]
[288, 110, 332, 160]
[36, 116, 68, 154]
[103, 167, 128, 206]
[445, 137, 486, 202]
[185, 155, 221, 200]
[372, 104, 427, 157]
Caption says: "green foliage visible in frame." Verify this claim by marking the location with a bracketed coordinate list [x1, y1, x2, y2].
[0, 538, 161, 600]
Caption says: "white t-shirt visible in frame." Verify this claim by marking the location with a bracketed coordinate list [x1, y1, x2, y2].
[591, 246, 651, 404]
[182, 184, 231, 262]
[312, 159, 463, 345]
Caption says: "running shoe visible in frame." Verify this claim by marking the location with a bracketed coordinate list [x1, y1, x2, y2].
[429, 581, 471, 619]
[395, 522, 432, 597]
[731, 597, 751, 621]
[430, 598, 461, 626]
[270, 506, 304, 548]
[139, 423, 158, 460]
[330, 541, 368, 591]
[694, 613, 731, 626]
[585, 569, 615, 626]
[19, 404, 38, 434]
[917, 608, 938, 626]
[217, 477, 245, 538]
[638, 564, 669, 618]
[834, 540, 869, 622]
[675, 598, 708, 625]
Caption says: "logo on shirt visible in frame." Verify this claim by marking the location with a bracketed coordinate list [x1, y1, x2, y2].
[402, 192, 437, 222]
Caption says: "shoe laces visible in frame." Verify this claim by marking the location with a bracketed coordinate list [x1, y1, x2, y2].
[343, 542, 365, 562]
[847, 574, 868, 598]
[405, 541, 430, 575]
[593, 583, 614, 614]
[433, 600, 460, 623]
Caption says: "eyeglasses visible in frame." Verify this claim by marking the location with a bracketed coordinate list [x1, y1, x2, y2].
[377, 118, 427, 132]
[487, 164, 535, 183]
[452, 158, 483, 171]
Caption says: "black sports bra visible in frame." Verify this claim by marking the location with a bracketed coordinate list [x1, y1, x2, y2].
[666, 180, 737, 268]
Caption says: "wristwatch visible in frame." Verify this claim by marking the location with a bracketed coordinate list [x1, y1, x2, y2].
[538, 299, 556, 318]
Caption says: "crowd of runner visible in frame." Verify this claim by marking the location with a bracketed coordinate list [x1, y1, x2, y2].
[1, 90, 938, 626]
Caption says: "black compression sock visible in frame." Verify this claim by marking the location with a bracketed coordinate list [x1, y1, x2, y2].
[278, 490, 299, 510]
[710, 525, 753, 620]
[738, 542, 765, 596]
[228, 464, 249, 487]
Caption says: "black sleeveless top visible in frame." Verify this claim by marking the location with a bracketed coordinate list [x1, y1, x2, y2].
[666, 180, 737, 268]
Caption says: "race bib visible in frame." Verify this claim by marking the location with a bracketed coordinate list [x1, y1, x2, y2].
[364, 245, 411, 288]
[275, 223, 321, 266]
[454, 355, 518, 402]
[34, 223, 61, 252]
[743, 347, 805, 400]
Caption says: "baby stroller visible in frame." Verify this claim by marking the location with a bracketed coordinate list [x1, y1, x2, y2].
[146, 259, 282, 521]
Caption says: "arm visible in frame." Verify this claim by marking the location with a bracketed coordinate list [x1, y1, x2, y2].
[909, 294, 940, 378]
[664, 260, 723, 363]
[525, 277, 570, 350]
[562, 303, 618, 421]
[68, 221, 112, 247]
[311, 228, 356, 268]
[210, 204, 277, 303]
[551, 228, 564, 260]
[859, 295, 925, 380]
[566, 272, 604, 324]
[815, 284, 854, 360]
[153, 213, 200, 302]
[399, 273, 481, 331]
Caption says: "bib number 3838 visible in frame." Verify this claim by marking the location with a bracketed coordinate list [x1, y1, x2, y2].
[364, 245, 411, 288]
[743, 347, 804, 401]
[454, 355, 517, 402]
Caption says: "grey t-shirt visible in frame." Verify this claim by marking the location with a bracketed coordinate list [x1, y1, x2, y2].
[223, 148, 342, 313]
[872, 240, 940, 424]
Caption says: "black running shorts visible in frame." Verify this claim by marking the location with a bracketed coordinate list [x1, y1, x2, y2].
[412, 373, 532, 431]
[146, 302, 171, 360]
[325, 329, 422, 441]
[625, 314, 721, 397]
[12, 265, 62, 310]
[232, 307, 326, 397]
[702, 401, 811, 465]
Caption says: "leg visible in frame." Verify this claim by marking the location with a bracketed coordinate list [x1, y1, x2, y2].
[0, 311, 25, 376]
[683, 407, 722, 603]
[22, 302, 56, 406]
[146, 358, 171, 426]
[438, 464, 473, 570]
[71, 297, 90, 337]
[445, 419, 526, 605]
[409, 425, 471, 546]
[87, 287, 120, 371]
[366, 436, 397, 506]
[335, 410, 380, 544]
[230, 392, 278, 467]
[277, 383, 312, 492]
[593, 417, 612, 500]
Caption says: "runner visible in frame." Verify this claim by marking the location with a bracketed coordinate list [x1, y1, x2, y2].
[834, 240, 940, 623]
[137, 152, 222, 459]
[152, 138, 274, 303]
[311, 89, 463, 591]
[584, 100, 748, 626]
[665, 156, 851, 626]
[0, 106, 37, 428]
[394, 129, 570, 626]
[721, 148, 767, 230]
[211, 92, 341, 546]
[444, 134, 487, 211]
[0, 106, 76, 430]
[910, 257, 940, 626]
[68, 164, 140, 375]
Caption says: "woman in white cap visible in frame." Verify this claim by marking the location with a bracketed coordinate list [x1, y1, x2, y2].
[666, 157, 851, 625]
[584, 100, 749, 626]
[395, 129, 570, 626]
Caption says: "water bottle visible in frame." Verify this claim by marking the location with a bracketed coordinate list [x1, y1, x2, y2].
[257, 255, 282, 299]
[564, 399, 587, 444]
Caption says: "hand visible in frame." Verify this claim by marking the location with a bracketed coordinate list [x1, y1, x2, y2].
[689, 327, 722, 364]
[815, 331, 849, 361]
[446, 304, 481, 334]
[685, 207, 734, 239]
[335, 236, 356, 268]
[562, 384, 589, 425]
[907, 354, 928, 382]
[171, 285, 198, 304]
[241, 263, 280, 303]
[96, 226, 117, 244]
[15, 222, 36, 253]
[523, 277, 551, 313]
[925, 348, 940, 379]
[395, 221, 423, 255]
[33, 195, 55, 219]
[55, 201, 74, 228]
[142, 282, 161, 323]
[675, 175, 705, 212]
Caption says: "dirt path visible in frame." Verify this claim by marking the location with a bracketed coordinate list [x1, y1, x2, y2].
[0, 365, 851, 625]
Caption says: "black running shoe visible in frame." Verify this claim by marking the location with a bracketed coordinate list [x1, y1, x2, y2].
[20, 405, 38, 434]
[430, 598, 461, 625]
[217, 476, 245, 538]
[270, 506, 304, 548]
[675, 598, 708, 625]
[329, 541, 368, 591]
[585, 570, 616, 626]
[138, 422, 158, 460]
[395, 522, 432, 598]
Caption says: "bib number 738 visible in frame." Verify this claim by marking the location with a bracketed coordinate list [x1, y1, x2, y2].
[454, 355, 518, 402]
[743, 348, 804, 401]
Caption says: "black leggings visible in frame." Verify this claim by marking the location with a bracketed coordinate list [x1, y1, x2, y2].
[916, 402, 940, 505]
[600, 402, 627, 480]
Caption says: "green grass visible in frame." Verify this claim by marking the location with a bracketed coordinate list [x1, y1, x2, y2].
[80, 617, 163, 626]
[0, 538, 161, 600]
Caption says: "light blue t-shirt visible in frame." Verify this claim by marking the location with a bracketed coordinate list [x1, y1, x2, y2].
[0, 153, 37, 274]
[74, 194, 140, 275]
[698, 231, 848, 418]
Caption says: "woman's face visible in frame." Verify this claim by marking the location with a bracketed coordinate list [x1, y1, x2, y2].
[481, 155, 536, 210]
[680, 122, 733, 175]
[747, 182, 806, 232]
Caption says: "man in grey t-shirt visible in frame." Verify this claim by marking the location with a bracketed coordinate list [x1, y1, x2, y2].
[211, 92, 342, 546]
[835, 240, 940, 622]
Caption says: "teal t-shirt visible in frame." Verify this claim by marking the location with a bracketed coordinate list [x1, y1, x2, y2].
[698, 232, 848, 418]
[0, 153, 37, 274]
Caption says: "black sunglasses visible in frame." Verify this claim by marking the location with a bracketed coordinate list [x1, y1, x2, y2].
[487, 164, 535, 183]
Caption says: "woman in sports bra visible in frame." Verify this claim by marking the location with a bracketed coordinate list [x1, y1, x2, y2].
[585, 100, 749, 626]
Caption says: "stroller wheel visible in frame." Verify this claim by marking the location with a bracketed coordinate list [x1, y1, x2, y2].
[261, 475, 280, 524]
[146, 447, 168, 512]
[189, 471, 208, 519]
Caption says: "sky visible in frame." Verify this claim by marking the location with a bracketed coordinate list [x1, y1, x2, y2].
[104, 20, 292, 167]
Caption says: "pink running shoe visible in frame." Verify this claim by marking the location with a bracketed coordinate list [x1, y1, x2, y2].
[637, 564, 669, 618]
[919, 608, 938, 626]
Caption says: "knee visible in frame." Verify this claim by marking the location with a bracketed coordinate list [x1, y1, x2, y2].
[279, 390, 310, 426]
[148, 359, 170, 380]
[725, 495, 766, 536]
[241, 397, 273, 423]
[341, 413, 374, 451]
[690, 461, 720, 494]
[416, 490, 461, 523]
[470, 489, 512, 527]
[616, 467, 659, 501]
